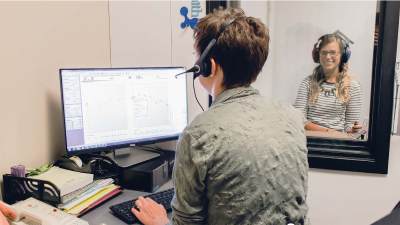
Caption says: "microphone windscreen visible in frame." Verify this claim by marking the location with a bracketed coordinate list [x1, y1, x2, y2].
[174, 66, 199, 78]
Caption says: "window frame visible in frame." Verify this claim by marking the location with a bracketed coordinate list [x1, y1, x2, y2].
[207, 1, 399, 173]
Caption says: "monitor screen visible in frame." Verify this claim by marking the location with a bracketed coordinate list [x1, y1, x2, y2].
[60, 67, 188, 155]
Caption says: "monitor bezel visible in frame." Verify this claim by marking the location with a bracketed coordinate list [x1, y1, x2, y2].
[59, 66, 188, 156]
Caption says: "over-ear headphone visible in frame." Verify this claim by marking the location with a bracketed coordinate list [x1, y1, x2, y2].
[312, 34, 351, 64]
[193, 18, 237, 79]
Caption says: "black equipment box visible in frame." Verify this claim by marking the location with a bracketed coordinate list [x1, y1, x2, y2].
[120, 157, 170, 192]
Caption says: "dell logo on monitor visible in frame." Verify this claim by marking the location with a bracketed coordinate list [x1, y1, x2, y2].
[179, 0, 202, 29]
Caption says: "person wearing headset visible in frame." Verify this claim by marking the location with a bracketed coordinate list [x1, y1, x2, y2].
[132, 8, 309, 225]
[294, 33, 362, 133]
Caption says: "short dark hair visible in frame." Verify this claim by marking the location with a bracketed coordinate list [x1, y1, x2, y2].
[194, 8, 269, 89]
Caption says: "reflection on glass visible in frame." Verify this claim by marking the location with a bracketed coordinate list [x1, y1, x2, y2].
[294, 32, 365, 140]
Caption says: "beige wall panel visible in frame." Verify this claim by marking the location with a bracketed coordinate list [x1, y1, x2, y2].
[0, 2, 110, 197]
[109, 1, 172, 67]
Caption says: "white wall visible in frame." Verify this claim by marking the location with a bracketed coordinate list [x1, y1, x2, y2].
[308, 136, 400, 225]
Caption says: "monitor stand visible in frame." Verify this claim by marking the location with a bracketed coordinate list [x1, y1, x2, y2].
[106, 147, 161, 168]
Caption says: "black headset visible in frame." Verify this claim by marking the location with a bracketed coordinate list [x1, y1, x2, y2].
[192, 18, 237, 79]
[312, 33, 351, 65]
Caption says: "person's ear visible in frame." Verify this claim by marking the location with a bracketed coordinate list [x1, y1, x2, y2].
[210, 58, 218, 77]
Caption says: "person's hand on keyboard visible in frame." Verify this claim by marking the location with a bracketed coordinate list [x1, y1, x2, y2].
[131, 196, 170, 225]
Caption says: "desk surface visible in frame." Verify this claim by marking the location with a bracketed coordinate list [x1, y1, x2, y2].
[82, 181, 173, 225]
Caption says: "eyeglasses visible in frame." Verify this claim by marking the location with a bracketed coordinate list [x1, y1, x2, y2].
[320, 50, 339, 57]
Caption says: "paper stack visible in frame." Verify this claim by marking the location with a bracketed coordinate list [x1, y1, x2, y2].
[59, 178, 121, 216]
[30, 166, 94, 196]
[30, 166, 121, 216]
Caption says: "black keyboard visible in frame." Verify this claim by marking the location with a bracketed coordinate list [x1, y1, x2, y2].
[110, 188, 174, 224]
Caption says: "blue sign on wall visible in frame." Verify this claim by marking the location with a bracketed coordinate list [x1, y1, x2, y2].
[180, 0, 202, 30]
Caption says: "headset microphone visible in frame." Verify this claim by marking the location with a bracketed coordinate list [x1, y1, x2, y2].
[174, 38, 217, 79]
[174, 18, 236, 79]
[174, 65, 200, 78]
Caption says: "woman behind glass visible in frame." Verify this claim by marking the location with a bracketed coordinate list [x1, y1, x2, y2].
[294, 33, 362, 133]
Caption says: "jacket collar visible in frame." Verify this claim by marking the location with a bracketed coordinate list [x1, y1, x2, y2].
[211, 86, 259, 106]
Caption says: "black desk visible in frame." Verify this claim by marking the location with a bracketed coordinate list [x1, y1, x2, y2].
[82, 181, 173, 225]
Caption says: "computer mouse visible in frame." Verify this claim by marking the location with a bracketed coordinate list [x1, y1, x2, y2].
[55, 156, 91, 173]
[69, 156, 83, 168]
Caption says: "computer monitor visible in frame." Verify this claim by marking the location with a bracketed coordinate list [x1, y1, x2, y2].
[60, 67, 188, 155]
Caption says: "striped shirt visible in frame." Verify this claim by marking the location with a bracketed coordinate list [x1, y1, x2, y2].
[294, 76, 362, 132]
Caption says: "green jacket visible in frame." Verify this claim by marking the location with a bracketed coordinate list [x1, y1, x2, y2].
[171, 86, 309, 225]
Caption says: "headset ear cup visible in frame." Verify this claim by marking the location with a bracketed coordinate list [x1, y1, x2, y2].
[312, 36, 325, 63]
[341, 47, 351, 64]
[202, 58, 212, 77]
[312, 46, 319, 63]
